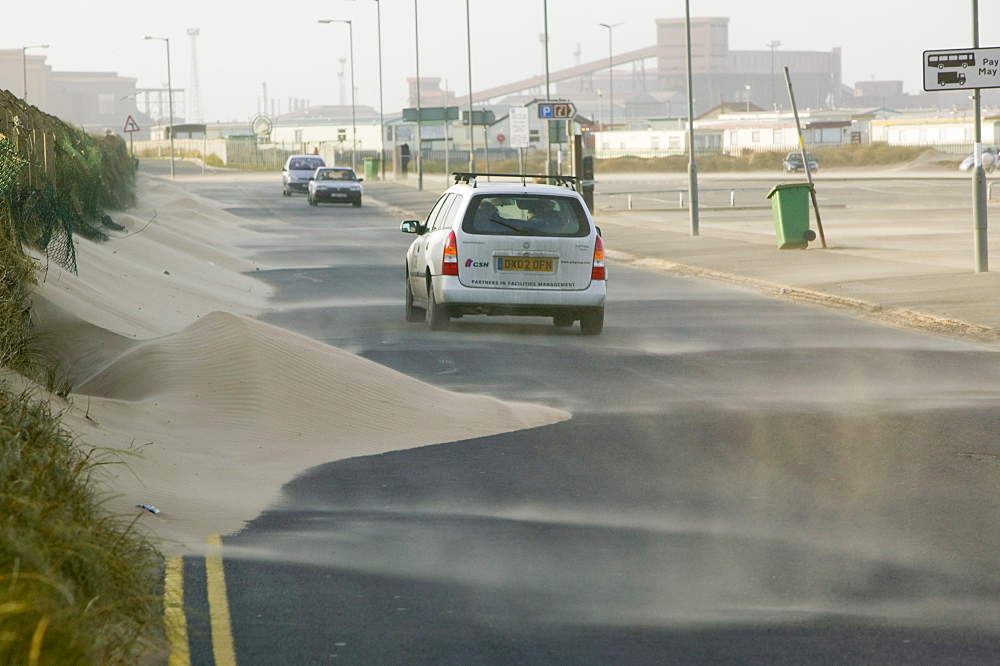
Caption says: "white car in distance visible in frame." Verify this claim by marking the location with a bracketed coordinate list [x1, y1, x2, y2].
[308, 167, 363, 207]
[400, 173, 607, 335]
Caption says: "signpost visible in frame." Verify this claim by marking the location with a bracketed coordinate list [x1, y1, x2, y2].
[123, 116, 140, 184]
[924, 35, 991, 272]
[922, 47, 1000, 91]
[509, 107, 529, 149]
[537, 101, 576, 119]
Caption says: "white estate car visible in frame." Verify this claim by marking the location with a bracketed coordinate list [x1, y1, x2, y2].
[401, 173, 607, 335]
[282, 155, 326, 196]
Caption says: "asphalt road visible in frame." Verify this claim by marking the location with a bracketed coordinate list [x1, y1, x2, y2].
[161, 165, 1000, 664]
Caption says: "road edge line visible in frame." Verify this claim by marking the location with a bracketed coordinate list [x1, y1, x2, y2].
[205, 534, 238, 665]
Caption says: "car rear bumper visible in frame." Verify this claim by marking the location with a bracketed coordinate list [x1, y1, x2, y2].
[433, 275, 606, 316]
[313, 190, 362, 203]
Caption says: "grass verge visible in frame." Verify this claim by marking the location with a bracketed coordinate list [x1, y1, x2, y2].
[0, 390, 164, 664]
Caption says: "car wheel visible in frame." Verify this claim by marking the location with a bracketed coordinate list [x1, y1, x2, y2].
[353, 199, 362, 208]
[405, 271, 426, 323]
[553, 314, 574, 327]
[427, 284, 450, 331]
[580, 307, 604, 336]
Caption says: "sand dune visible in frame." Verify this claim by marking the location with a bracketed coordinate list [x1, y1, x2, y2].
[27, 173, 568, 553]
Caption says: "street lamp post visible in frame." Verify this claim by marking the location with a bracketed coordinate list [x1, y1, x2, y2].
[144, 36, 175, 179]
[374, 1, 385, 180]
[21, 44, 49, 103]
[342, 0, 384, 179]
[543, 0, 552, 175]
[598, 23, 622, 129]
[319, 19, 357, 172]
[767, 40, 782, 110]
[684, 0, 699, 236]
[414, 0, 423, 190]
[597, 89, 603, 130]
[466, 0, 475, 172]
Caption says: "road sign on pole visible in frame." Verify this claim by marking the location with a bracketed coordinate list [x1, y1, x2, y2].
[537, 101, 576, 119]
[123, 115, 140, 133]
[923, 47, 1000, 91]
[509, 107, 529, 148]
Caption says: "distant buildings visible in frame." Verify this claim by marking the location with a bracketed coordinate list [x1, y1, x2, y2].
[3, 15, 999, 163]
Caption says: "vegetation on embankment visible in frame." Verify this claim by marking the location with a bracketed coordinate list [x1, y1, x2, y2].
[0, 90, 164, 664]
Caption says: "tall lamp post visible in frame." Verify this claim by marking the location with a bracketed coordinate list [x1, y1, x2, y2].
[543, 0, 552, 175]
[374, 1, 385, 179]
[319, 19, 357, 172]
[598, 23, 622, 129]
[684, 0, 699, 235]
[21, 44, 49, 103]
[413, 0, 423, 190]
[466, 0, 475, 172]
[144, 35, 175, 179]
[766, 40, 781, 110]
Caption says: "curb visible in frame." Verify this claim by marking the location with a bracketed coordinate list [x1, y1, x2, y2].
[606, 249, 1000, 346]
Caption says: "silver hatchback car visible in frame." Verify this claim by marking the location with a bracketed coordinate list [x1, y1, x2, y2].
[401, 173, 607, 335]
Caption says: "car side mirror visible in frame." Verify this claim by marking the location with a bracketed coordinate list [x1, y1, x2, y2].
[309, 176, 315, 181]
[400, 220, 424, 235]
[357, 178, 363, 182]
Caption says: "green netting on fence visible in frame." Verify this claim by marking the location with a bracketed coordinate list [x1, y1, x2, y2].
[0, 90, 133, 275]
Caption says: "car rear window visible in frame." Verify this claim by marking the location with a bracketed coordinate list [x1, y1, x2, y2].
[462, 195, 590, 237]
[290, 158, 324, 170]
[316, 169, 357, 180]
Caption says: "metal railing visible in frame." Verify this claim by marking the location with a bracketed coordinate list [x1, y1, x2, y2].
[598, 186, 768, 210]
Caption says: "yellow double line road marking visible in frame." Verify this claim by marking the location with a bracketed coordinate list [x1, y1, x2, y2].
[164, 534, 238, 665]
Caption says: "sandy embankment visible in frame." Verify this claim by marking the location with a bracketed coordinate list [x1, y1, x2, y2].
[24, 173, 568, 554]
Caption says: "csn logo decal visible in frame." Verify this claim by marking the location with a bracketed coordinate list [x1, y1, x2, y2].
[465, 259, 488, 268]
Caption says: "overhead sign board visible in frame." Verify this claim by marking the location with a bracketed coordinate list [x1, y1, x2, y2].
[923, 47, 1000, 90]
[509, 107, 529, 148]
[461, 109, 496, 126]
[403, 106, 459, 122]
[538, 101, 576, 119]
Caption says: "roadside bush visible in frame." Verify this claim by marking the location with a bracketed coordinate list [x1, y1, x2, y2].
[0, 391, 164, 664]
[0, 90, 164, 664]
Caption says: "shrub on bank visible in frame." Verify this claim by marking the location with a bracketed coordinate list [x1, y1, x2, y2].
[0, 391, 164, 664]
[0, 91, 166, 662]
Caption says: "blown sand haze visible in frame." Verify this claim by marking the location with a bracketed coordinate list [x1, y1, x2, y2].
[26, 173, 569, 553]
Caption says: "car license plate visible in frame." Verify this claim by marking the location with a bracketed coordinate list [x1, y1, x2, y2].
[496, 256, 555, 272]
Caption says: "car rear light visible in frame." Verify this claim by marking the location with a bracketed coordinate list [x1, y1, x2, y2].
[591, 236, 606, 280]
[442, 231, 459, 276]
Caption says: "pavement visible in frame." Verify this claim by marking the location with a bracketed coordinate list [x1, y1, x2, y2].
[366, 170, 1000, 345]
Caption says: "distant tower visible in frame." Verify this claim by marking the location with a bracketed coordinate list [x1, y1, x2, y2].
[186, 28, 203, 123]
[338, 58, 347, 106]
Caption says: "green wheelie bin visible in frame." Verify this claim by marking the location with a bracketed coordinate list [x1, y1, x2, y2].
[363, 157, 379, 180]
[766, 182, 817, 249]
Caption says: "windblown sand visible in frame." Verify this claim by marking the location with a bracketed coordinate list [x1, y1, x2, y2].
[24, 173, 569, 554]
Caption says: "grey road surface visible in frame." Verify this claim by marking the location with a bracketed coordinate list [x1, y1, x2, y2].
[163, 167, 1000, 664]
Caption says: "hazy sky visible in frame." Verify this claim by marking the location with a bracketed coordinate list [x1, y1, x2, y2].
[5, 1, 997, 123]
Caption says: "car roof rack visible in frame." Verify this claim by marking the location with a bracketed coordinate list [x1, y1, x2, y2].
[452, 172, 578, 190]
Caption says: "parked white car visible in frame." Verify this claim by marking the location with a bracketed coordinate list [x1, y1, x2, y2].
[959, 147, 998, 171]
[401, 173, 607, 334]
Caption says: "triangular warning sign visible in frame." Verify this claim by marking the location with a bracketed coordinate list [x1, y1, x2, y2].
[123, 115, 140, 133]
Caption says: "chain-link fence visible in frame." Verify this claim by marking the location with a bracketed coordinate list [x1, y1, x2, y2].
[0, 89, 132, 274]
